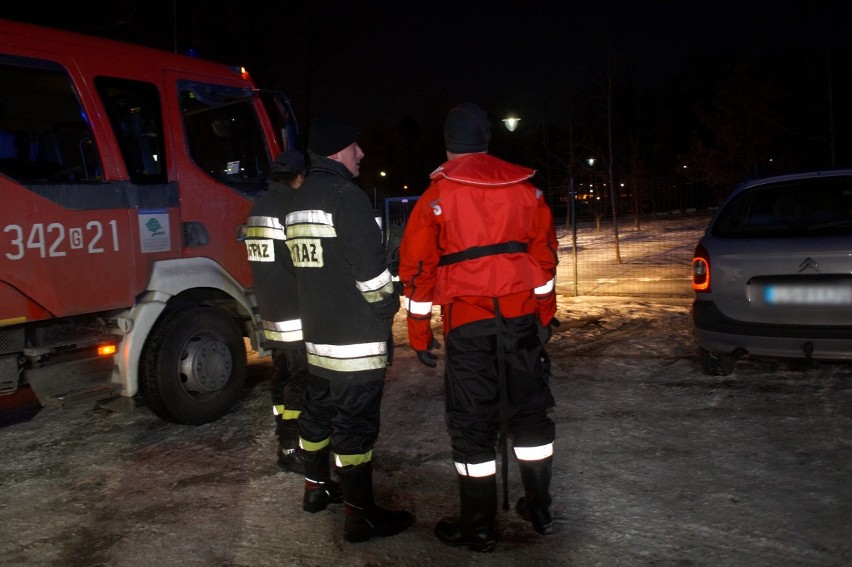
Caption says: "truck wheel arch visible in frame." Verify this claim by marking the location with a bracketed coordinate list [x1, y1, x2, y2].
[113, 258, 256, 401]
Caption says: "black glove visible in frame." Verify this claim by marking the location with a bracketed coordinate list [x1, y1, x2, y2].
[537, 318, 560, 346]
[415, 337, 441, 368]
[393, 280, 404, 296]
[371, 292, 401, 321]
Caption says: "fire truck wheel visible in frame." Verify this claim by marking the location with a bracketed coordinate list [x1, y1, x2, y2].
[140, 305, 247, 425]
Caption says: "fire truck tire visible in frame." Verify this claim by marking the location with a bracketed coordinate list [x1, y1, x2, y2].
[140, 305, 247, 425]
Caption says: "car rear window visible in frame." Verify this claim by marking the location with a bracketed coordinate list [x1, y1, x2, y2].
[712, 175, 852, 238]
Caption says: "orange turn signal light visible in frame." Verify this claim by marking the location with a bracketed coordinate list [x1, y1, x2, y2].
[98, 344, 117, 356]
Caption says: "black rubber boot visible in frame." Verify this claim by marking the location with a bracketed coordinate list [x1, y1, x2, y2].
[339, 462, 413, 543]
[516, 456, 553, 534]
[302, 447, 342, 513]
[434, 474, 498, 552]
[276, 418, 309, 475]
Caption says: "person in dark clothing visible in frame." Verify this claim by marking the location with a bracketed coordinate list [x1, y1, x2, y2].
[399, 103, 559, 552]
[245, 150, 323, 478]
[286, 114, 412, 542]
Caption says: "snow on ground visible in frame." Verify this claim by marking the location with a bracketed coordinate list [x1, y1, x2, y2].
[554, 213, 711, 298]
[1, 216, 851, 566]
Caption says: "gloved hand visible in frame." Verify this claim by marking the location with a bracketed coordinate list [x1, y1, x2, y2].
[537, 317, 560, 346]
[415, 336, 442, 368]
[393, 280, 404, 296]
[371, 292, 401, 321]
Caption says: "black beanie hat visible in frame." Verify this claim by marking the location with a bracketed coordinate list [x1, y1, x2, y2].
[308, 114, 359, 156]
[270, 149, 306, 174]
[444, 102, 491, 154]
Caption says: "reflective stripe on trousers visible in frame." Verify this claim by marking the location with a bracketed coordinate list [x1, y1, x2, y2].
[513, 442, 554, 462]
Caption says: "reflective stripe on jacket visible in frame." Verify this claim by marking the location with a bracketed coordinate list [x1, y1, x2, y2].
[246, 181, 303, 349]
[285, 154, 395, 379]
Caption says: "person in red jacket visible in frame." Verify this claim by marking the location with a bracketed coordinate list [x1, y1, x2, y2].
[398, 102, 559, 552]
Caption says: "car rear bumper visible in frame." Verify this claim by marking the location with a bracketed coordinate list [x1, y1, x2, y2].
[693, 299, 852, 359]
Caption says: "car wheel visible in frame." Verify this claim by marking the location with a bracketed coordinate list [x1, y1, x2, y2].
[699, 347, 737, 376]
[140, 305, 246, 425]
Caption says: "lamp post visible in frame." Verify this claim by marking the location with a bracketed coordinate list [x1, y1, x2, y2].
[504, 114, 570, 292]
[503, 114, 551, 189]
[373, 170, 387, 209]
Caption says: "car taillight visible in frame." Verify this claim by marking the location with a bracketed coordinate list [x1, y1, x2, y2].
[692, 243, 710, 292]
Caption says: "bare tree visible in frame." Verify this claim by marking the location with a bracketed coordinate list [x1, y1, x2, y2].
[586, 45, 623, 263]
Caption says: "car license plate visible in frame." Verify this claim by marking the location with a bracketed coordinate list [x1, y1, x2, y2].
[764, 284, 852, 305]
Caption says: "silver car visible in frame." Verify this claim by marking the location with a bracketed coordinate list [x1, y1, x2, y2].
[692, 169, 852, 375]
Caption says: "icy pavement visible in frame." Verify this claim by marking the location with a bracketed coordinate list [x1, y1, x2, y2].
[1, 297, 850, 566]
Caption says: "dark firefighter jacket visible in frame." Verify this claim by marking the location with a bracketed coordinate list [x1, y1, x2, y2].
[284, 153, 398, 381]
[245, 179, 302, 350]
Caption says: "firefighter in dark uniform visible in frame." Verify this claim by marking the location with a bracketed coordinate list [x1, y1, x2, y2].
[285, 114, 412, 542]
[399, 103, 559, 551]
[244, 150, 316, 477]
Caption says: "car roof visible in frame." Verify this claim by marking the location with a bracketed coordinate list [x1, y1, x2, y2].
[734, 168, 852, 192]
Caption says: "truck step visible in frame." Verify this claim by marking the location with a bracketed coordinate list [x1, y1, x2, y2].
[26, 354, 117, 408]
[0, 354, 20, 396]
[0, 377, 17, 396]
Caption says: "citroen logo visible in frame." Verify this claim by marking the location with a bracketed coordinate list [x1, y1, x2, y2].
[798, 257, 819, 273]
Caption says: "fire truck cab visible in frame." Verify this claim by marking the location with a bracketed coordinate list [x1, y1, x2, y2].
[0, 19, 297, 424]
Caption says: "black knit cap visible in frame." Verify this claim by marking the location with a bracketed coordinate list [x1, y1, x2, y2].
[270, 149, 306, 174]
[444, 102, 491, 154]
[308, 114, 360, 156]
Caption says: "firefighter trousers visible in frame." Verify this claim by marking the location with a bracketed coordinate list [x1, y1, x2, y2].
[297, 372, 384, 461]
[271, 347, 310, 412]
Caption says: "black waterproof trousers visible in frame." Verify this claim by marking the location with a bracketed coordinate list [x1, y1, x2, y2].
[444, 313, 555, 465]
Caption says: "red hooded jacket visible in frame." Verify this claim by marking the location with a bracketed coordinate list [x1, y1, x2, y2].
[399, 153, 558, 351]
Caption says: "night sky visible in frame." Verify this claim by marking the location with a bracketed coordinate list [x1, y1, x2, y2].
[2, 1, 851, 195]
[3, 1, 849, 120]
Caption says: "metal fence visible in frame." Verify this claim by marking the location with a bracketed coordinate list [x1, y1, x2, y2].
[382, 195, 712, 299]
[383, 196, 420, 275]
[556, 212, 712, 298]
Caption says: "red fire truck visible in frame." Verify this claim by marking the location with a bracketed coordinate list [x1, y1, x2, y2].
[0, 19, 298, 424]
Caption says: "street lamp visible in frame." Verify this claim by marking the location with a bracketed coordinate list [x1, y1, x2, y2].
[502, 117, 521, 132]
